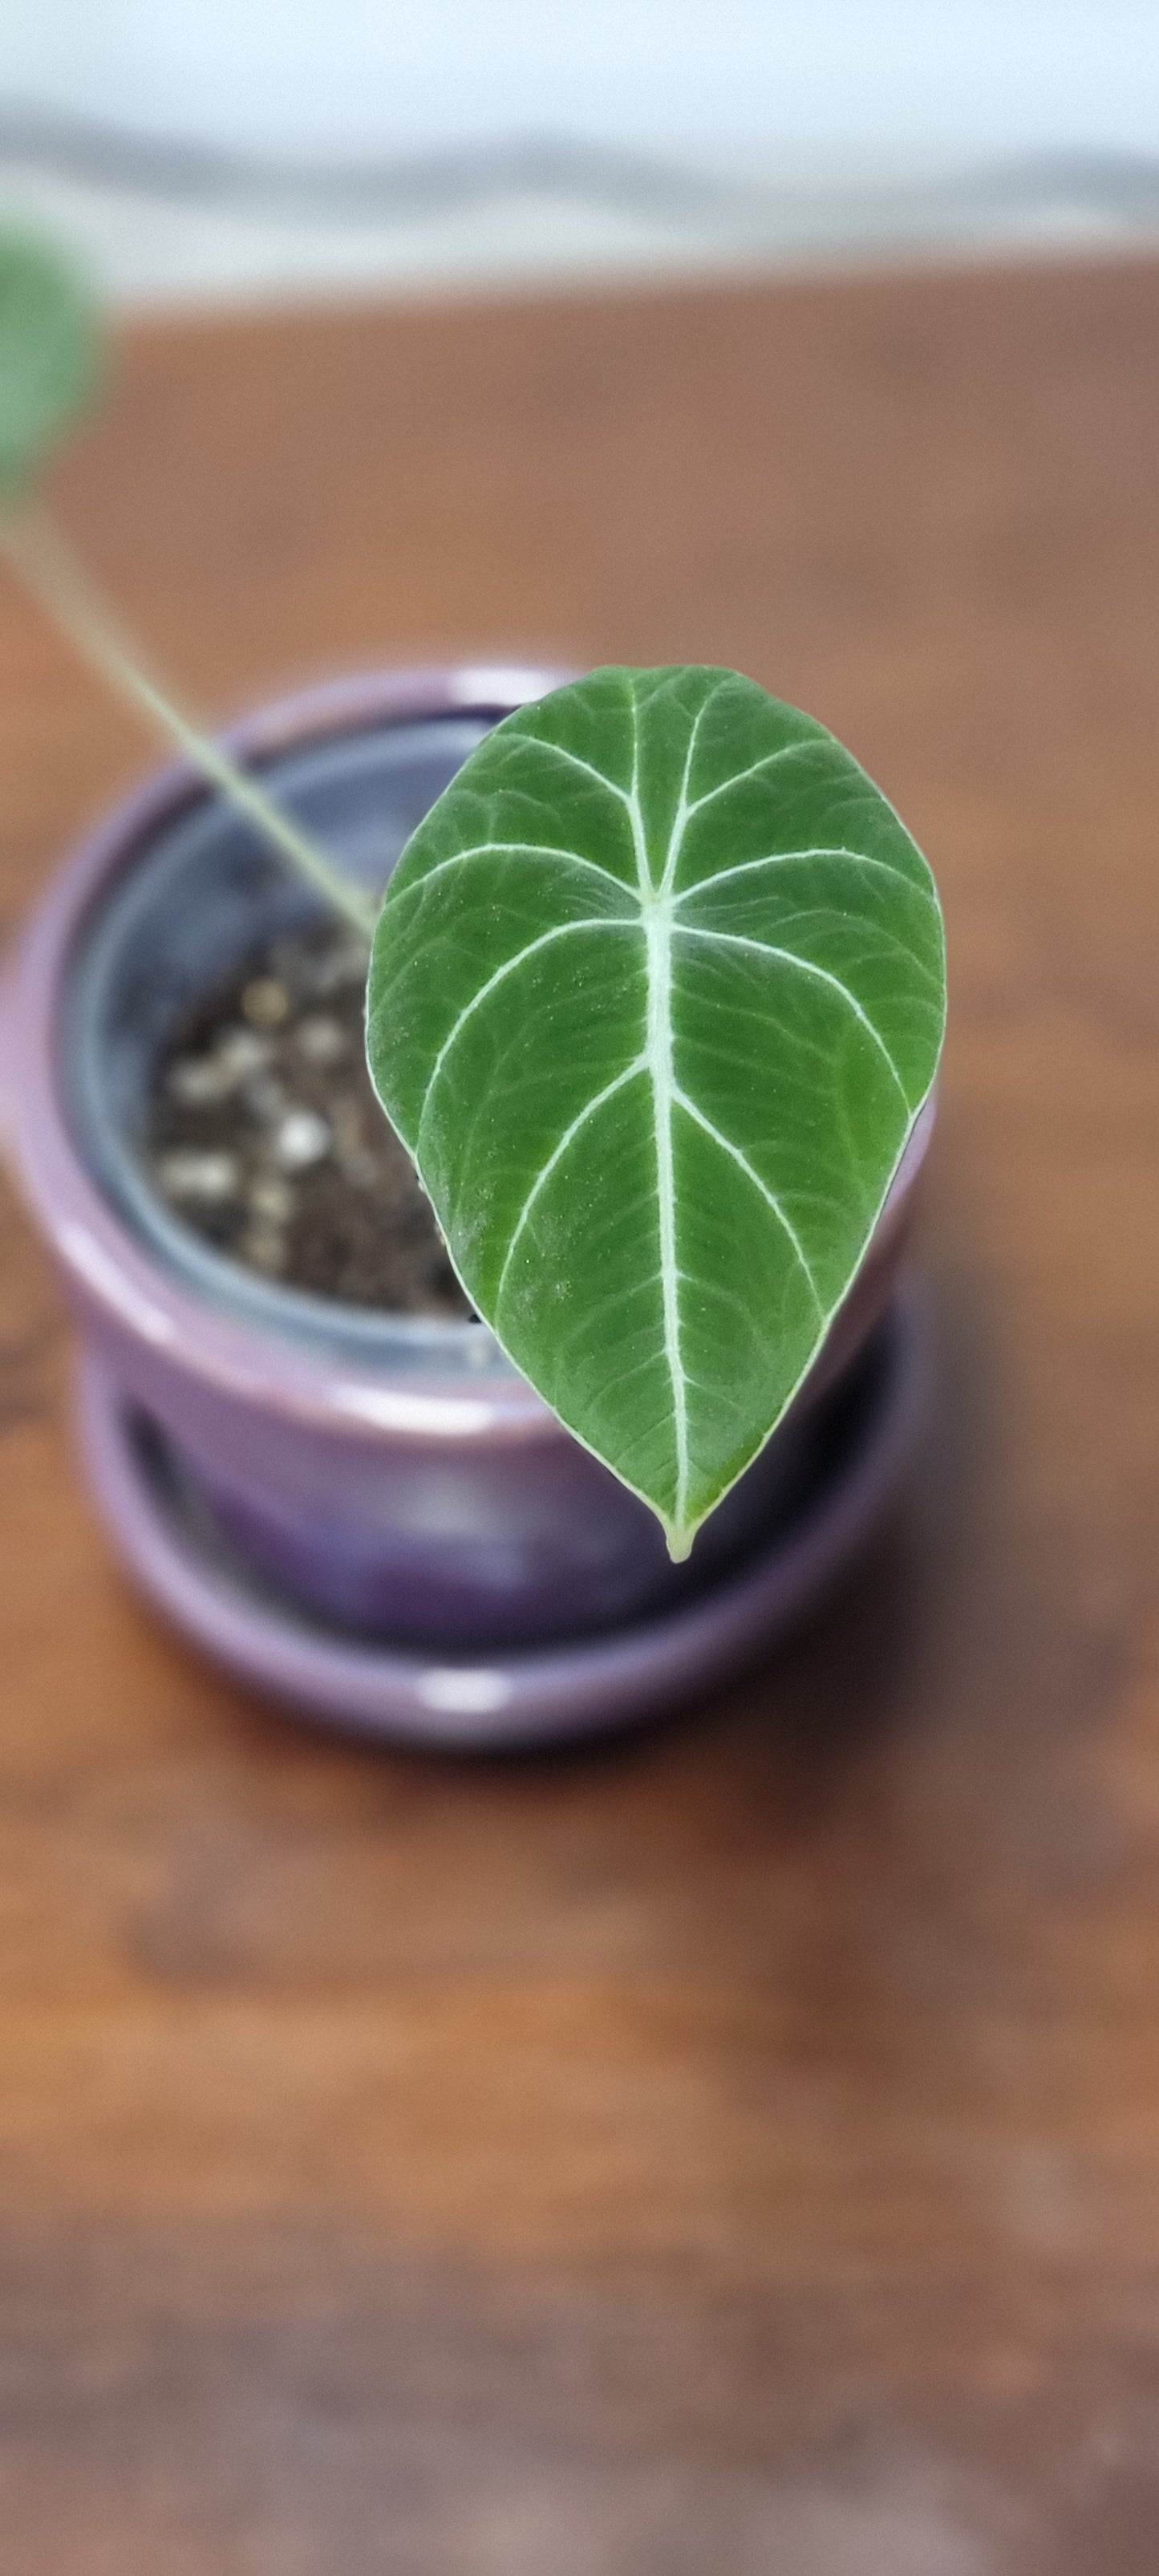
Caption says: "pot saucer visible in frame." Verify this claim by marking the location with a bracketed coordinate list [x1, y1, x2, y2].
[75, 1289, 926, 1752]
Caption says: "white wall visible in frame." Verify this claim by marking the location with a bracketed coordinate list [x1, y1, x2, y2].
[2, 2, 1157, 304]
[4, 0, 1157, 162]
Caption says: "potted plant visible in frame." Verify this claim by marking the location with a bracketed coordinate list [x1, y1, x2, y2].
[0, 233, 945, 1747]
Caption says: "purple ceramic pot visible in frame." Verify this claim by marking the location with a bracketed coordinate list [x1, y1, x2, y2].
[1, 667, 934, 1663]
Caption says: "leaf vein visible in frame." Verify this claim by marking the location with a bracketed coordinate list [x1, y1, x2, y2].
[661, 688, 715, 896]
[493, 1056, 648, 1310]
[389, 841, 637, 904]
[674, 845, 934, 904]
[673, 923, 910, 1101]
[634, 696, 690, 1535]
[672, 1089, 824, 1317]
[417, 918, 638, 1130]
[525, 736, 634, 809]
[683, 736, 813, 816]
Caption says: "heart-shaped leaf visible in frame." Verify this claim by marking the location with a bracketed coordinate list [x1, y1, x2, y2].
[0, 226, 101, 502]
[367, 665, 945, 1556]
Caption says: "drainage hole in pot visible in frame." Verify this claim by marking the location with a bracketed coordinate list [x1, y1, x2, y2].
[143, 915, 472, 1318]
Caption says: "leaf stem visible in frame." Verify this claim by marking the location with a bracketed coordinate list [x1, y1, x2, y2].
[0, 504, 377, 942]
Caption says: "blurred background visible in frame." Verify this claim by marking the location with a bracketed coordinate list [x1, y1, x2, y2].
[2, 0, 1158, 306]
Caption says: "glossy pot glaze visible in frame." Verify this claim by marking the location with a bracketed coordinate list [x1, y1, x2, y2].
[1, 668, 934, 1653]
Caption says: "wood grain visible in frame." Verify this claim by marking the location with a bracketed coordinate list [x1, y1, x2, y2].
[2, 255, 1158, 2573]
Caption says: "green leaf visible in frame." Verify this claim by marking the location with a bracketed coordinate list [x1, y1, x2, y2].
[367, 665, 945, 1557]
[0, 227, 102, 501]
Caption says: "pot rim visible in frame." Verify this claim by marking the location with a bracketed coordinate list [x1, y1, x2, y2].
[2, 664, 582, 1445]
[1, 661, 936, 1451]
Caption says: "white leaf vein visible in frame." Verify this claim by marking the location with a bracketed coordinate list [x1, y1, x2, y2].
[417, 916, 638, 1130]
[523, 736, 634, 809]
[673, 845, 934, 904]
[493, 1055, 647, 1310]
[683, 735, 813, 817]
[633, 700, 689, 1530]
[672, 1088, 824, 1316]
[672, 922, 910, 1101]
[661, 689, 714, 895]
[389, 841, 636, 903]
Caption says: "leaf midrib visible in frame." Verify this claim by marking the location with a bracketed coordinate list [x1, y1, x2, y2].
[630, 694, 709, 1540]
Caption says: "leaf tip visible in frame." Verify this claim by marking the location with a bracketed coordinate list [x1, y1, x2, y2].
[664, 1523, 695, 1565]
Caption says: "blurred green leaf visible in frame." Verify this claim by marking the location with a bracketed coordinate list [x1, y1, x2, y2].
[0, 227, 101, 501]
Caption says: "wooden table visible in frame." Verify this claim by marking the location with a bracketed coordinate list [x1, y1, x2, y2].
[1, 254, 1157, 2574]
